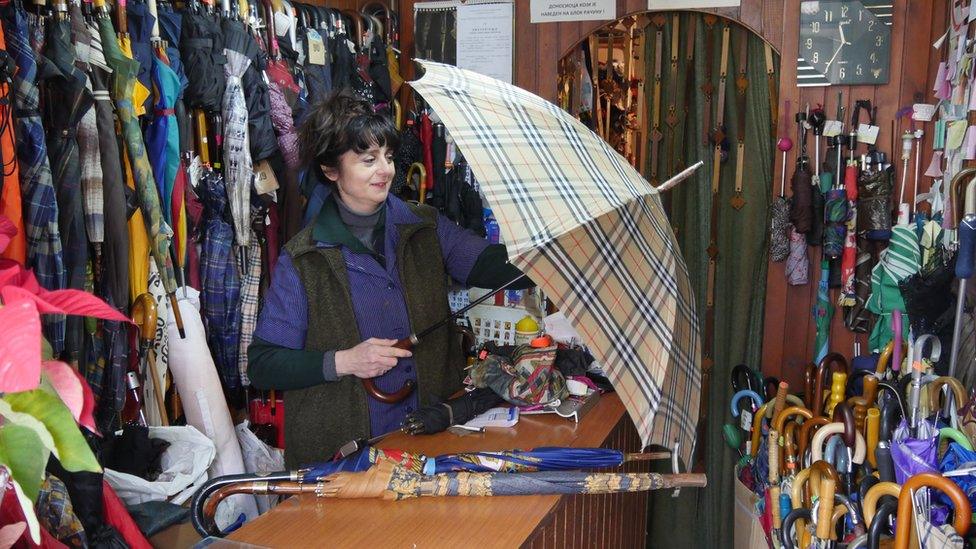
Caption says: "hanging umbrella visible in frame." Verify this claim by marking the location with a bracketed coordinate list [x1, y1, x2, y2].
[813, 259, 833, 363]
[840, 161, 859, 306]
[192, 458, 705, 537]
[179, 4, 226, 113]
[125, 0, 156, 115]
[785, 226, 809, 286]
[97, 11, 185, 337]
[146, 48, 181, 227]
[770, 100, 793, 262]
[1, 4, 67, 354]
[220, 20, 254, 248]
[410, 61, 701, 464]
[221, 16, 277, 163]
[43, 9, 96, 363]
[262, 2, 300, 173]
[866, 224, 920, 351]
[199, 165, 242, 389]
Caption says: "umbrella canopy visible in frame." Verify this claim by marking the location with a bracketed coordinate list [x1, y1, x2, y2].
[179, 9, 225, 112]
[220, 42, 253, 248]
[125, 0, 156, 114]
[221, 17, 277, 162]
[2, 4, 67, 353]
[866, 224, 920, 350]
[43, 14, 95, 362]
[146, 49, 181, 226]
[813, 259, 833, 363]
[410, 61, 700, 464]
[97, 16, 179, 299]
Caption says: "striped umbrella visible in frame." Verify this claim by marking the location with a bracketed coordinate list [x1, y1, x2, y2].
[866, 224, 920, 351]
[410, 61, 700, 465]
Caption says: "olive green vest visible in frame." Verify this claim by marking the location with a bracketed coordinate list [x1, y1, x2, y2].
[281, 203, 465, 468]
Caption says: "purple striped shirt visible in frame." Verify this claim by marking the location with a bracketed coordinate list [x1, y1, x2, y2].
[254, 196, 488, 435]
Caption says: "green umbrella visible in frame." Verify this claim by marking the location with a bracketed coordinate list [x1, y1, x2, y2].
[813, 259, 833, 363]
[866, 224, 920, 350]
[95, 13, 185, 335]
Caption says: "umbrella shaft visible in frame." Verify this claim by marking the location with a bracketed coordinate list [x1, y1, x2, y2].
[948, 279, 968, 378]
[413, 272, 528, 343]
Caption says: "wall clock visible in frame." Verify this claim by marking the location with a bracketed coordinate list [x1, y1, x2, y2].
[797, 1, 892, 87]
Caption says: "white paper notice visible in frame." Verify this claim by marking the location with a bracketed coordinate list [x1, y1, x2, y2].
[530, 0, 615, 23]
[456, 2, 513, 83]
[648, 0, 740, 8]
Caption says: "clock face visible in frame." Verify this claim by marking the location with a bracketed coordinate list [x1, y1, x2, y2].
[798, 1, 892, 86]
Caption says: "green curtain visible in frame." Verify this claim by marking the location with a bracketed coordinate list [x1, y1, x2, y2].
[643, 13, 777, 549]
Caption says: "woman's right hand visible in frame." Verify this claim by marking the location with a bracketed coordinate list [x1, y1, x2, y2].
[335, 338, 413, 379]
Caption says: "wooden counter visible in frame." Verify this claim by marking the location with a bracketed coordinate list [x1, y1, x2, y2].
[227, 393, 652, 548]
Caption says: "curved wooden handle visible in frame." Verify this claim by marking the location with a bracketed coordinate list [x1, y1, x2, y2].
[816, 477, 836, 540]
[132, 293, 158, 342]
[862, 481, 902, 527]
[361, 378, 416, 404]
[773, 405, 813, 433]
[895, 473, 972, 549]
[831, 402, 857, 448]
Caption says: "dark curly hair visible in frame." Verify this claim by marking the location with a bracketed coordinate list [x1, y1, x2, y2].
[298, 90, 400, 174]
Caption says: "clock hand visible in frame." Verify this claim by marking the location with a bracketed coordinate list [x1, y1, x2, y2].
[824, 41, 845, 70]
[838, 21, 848, 45]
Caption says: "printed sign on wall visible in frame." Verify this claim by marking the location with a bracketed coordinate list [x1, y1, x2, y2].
[530, 0, 615, 23]
[648, 0, 740, 8]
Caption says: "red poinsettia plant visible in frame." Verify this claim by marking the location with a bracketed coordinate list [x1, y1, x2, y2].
[0, 215, 130, 544]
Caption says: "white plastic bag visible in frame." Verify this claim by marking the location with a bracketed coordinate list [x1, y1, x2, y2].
[104, 425, 215, 506]
[235, 421, 285, 514]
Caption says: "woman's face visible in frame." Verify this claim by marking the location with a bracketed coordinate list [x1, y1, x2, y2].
[323, 144, 396, 214]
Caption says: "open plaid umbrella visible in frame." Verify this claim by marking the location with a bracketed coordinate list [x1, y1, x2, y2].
[410, 61, 700, 464]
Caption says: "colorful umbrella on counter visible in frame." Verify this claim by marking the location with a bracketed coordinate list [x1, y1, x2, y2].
[410, 61, 701, 464]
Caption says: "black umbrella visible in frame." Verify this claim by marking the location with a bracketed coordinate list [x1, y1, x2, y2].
[180, 6, 226, 112]
[331, 8, 355, 92]
[43, 10, 95, 363]
[296, 5, 332, 104]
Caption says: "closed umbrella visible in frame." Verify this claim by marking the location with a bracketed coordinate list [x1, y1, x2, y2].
[220, 22, 253, 248]
[97, 11, 185, 336]
[813, 259, 833, 363]
[410, 61, 701, 464]
[199, 165, 242, 389]
[125, 0, 156, 115]
[145, 48, 181, 226]
[866, 224, 920, 351]
[43, 10, 95, 363]
[179, 5, 225, 113]
[221, 16, 277, 163]
[1, 4, 67, 354]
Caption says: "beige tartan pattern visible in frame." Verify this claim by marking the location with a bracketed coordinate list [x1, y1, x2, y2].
[412, 61, 701, 465]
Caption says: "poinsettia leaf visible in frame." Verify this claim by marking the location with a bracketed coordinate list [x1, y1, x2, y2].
[34, 290, 130, 322]
[0, 425, 47, 503]
[0, 521, 27, 549]
[0, 263, 41, 295]
[69, 369, 100, 436]
[39, 362, 83, 424]
[2, 390, 100, 474]
[0, 286, 129, 322]
[8, 477, 39, 544]
[0, 400, 57, 458]
[0, 300, 41, 393]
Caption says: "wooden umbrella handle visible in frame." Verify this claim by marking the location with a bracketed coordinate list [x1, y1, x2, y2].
[895, 473, 972, 549]
[361, 379, 415, 404]
[816, 477, 836, 540]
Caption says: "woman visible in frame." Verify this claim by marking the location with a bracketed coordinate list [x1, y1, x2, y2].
[248, 91, 531, 468]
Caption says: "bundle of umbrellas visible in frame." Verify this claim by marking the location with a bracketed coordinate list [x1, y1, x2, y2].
[190, 444, 706, 537]
[726, 344, 975, 548]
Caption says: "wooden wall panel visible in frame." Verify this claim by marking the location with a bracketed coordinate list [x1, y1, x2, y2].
[387, 0, 946, 385]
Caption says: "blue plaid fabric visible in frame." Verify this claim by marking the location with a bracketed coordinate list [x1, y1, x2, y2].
[2, 5, 66, 353]
[200, 171, 242, 389]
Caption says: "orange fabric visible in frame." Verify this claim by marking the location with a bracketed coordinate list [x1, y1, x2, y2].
[0, 24, 26, 265]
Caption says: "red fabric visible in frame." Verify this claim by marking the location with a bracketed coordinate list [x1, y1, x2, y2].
[100, 482, 151, 549]
[844, 164, 859, 201]
[420, 112, 434, 190]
